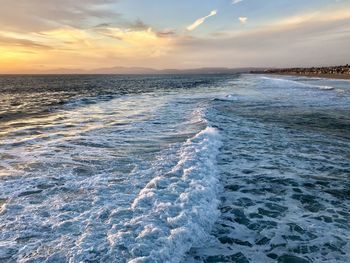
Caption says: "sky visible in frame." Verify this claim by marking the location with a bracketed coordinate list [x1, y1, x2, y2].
[0, 0, 349, 73]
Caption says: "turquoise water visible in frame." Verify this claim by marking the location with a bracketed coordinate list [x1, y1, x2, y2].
[0, 74, 349, 262]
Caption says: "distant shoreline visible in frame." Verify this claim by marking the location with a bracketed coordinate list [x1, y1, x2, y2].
[251, 65, 350, 80]
[265, 72, 350, 80]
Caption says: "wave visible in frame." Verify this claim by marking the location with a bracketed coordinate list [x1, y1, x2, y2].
[261, 76, 335, 91]
[108, 126, 222, 262]
[0, 96, 222, 262]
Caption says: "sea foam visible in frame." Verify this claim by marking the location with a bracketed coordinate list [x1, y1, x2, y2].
[105, 126, 222, 262]
[261, 76, 335, 91]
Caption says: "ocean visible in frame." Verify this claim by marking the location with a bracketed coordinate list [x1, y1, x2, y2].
[0, 74, 349, 263]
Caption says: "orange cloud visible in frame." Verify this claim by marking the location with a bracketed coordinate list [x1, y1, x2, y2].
[0, 26, 176, 72]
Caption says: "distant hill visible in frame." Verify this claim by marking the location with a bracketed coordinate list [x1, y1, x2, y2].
[12, 66, 265, 75]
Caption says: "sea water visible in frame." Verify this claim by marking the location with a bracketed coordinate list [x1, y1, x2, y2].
[0, 74, 349, 262]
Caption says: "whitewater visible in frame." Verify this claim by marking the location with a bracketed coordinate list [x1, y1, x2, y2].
[0, 74, 349, 263]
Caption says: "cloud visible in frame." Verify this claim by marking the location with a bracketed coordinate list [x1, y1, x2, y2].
[186, 10, 218, 31]
[174, 7, 350, 68]
[0, 24, 177, 72]
[232, 0, 243, 4]
[274, 8, 350, 27]
[1, 3, 350, 72]
[156, 29, 177, 37]
[127, 19, 150, 31]
[239, 17, 248, 24]
[0, 35, 52, 50]
[0, 0, 120, 31]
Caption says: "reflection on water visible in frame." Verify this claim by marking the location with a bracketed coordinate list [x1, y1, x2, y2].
[0, 74, 350, 262]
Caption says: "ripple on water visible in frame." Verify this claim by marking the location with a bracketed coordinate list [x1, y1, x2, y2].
[186, 75, 350, 263]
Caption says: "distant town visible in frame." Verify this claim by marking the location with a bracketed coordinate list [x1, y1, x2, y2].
[252, 65, 350, 79]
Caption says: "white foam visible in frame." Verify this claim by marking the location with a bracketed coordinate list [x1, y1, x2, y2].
[107, 126, 222, 262]
[0, 90, 225, 262]
[261, 76, 335, 91]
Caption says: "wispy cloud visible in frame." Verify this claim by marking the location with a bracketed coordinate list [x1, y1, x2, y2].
[175, 7, 350, 68]
[274, 8, 350, 27]
[0, 35, 52, 49]
[187, 10, 218, 31]
[239, 17, 248, 24]
[232, 0, 243, 4]
[1, 1, 350, 72]
[0, 0, 120, 31]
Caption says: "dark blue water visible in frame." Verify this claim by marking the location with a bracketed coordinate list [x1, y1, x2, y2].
[0, 74, 349, 262]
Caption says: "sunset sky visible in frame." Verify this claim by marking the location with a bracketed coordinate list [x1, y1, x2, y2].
[0, 0, 349, 73]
